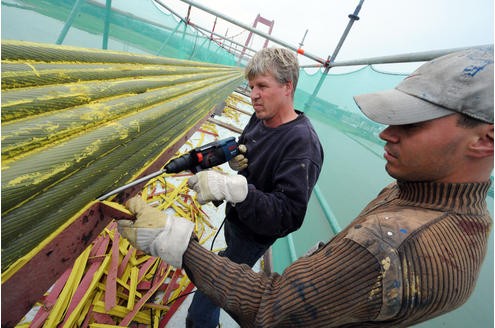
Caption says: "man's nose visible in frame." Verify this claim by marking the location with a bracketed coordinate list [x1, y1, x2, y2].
[379, 125, 400, 143]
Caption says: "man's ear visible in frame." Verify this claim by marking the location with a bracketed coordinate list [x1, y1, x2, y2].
[285, 80, 293, 97]
[468, 124, 494, 158]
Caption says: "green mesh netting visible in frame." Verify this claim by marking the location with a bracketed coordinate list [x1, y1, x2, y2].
[1, 0, 238, 65]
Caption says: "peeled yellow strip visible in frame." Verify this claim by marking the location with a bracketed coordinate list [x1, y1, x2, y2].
[92, 301, 150, 324]
[157, 179, 188, 211]
[127, 266, 139, 310]
[199, 230, 218, 245]
[169, 274, 192, 302]
[44, 246, 91, 327]
[89, 324, 123, 328]
[63, 256, 111, 327]
[77, 296, 95, 327]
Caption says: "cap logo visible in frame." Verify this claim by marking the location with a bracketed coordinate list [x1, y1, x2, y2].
[464, 62, 491, 77]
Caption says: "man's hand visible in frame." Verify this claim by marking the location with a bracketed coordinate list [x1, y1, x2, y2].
[229, 144, 248, 171]
[118, 196, 194, 268]
[188, 170, 248, 204]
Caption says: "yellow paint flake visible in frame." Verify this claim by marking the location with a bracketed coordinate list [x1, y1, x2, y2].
[25, 62, 41, 77]
[74, 140, 103, 163]
[381, 256, 391, 271]
[6, 171, 43, 187]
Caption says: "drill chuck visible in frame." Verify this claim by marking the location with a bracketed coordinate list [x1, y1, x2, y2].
[164, 153, 193, 174]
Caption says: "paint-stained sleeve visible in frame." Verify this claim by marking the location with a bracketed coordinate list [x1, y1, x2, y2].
[183, 237, 383, 327]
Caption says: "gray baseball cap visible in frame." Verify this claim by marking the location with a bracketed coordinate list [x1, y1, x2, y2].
[354, 46, 494, 125]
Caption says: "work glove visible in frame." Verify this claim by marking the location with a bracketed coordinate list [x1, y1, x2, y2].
[117, 196, 194, 268]
[188, 170, 248, 205]
[228, 144, 248, 171]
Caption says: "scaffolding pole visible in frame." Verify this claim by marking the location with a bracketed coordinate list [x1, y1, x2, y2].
[155, 0, 256, 62]
[102, 0, 112, 49]
[328, 0, 365, 64]
[179, 0, 327, 65]
[192, 23, 257, 57]
[55, 0, 86, 44]
[304, 0, 365, 110]
[326, 45, 491, 67]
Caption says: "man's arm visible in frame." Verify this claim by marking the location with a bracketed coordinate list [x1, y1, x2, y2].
[183, 237, 383, 327]
[118, 195, 383, 326]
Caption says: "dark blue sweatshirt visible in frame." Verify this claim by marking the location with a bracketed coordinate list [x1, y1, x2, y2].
[225, 110, 324, 245]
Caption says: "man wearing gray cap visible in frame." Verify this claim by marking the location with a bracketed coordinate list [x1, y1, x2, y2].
[117, 46, 493, 327]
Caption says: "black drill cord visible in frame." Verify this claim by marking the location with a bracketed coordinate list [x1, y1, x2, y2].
[210, 217, 226, 251]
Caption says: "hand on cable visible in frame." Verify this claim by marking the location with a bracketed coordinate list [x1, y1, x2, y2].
[228, 144, 248, 171]
[117, 195, 194, 268]
[188, 170, 248, 205]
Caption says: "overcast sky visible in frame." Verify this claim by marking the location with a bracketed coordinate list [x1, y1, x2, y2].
[156, 0, 493, 73]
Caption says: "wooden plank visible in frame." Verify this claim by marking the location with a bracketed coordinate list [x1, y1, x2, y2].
[226, 103, 253, 116]
[208, 117, 244, 134]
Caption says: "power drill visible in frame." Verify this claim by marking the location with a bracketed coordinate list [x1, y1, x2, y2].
[97, 137, 239, 200]
[164, 136, 239, 174]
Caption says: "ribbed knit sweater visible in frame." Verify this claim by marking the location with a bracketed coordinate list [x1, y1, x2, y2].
[183, 180, 492, 327]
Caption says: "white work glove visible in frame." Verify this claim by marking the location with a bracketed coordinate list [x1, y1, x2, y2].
[117, 196, 194, 268]
[188, 170, 248, 205]
[228, 144, 248, 171]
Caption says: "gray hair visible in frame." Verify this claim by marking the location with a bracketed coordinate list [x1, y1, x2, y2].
[244, 47, 299, 97]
